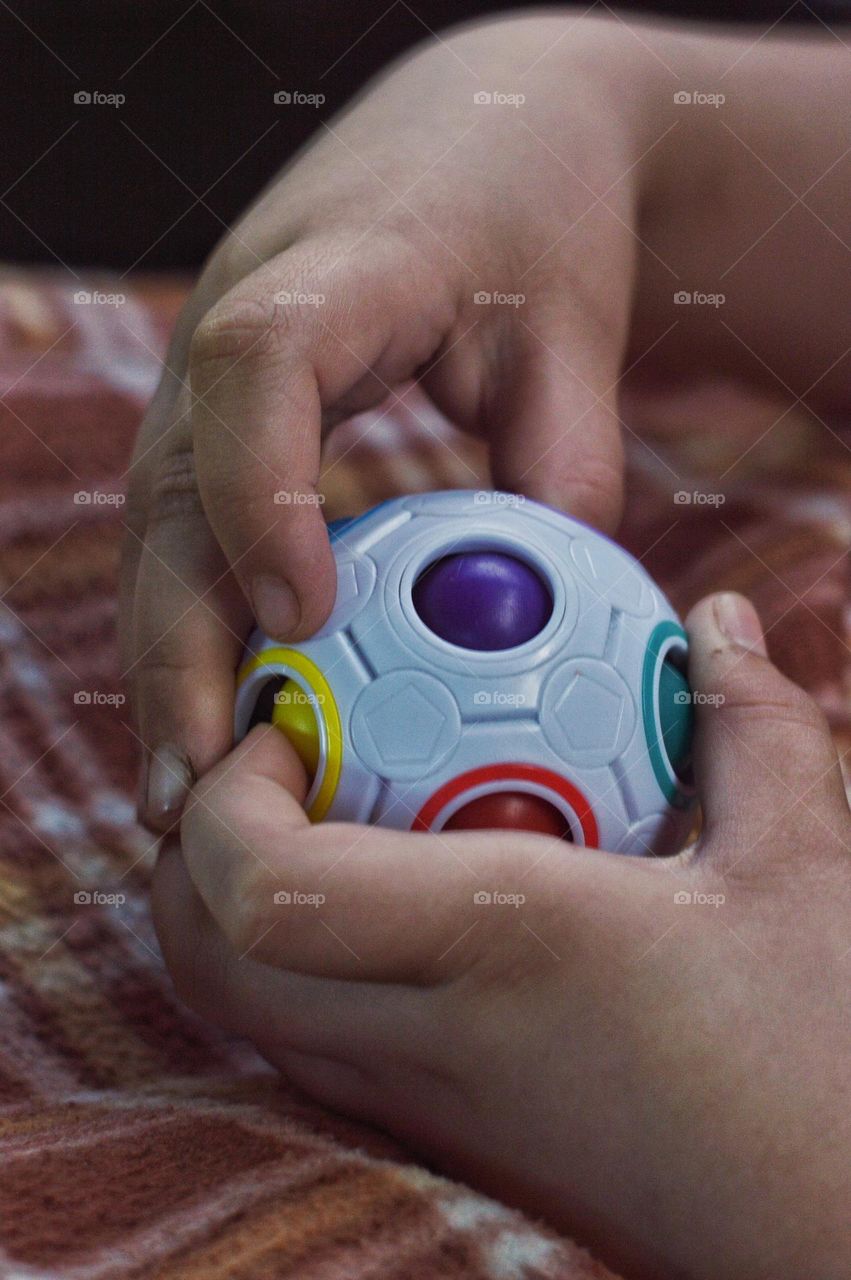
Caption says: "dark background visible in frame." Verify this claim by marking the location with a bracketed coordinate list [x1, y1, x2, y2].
[2, 1, 848, 270]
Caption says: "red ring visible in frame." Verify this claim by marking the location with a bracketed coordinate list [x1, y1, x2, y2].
[412, 763, 599, 846]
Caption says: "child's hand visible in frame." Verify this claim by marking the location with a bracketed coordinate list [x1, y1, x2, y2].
[152, 592, 850, 1280]
[121, 11, 850, 831]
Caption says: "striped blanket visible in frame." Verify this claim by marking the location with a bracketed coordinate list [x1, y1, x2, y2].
[0, 271, 847, 1279]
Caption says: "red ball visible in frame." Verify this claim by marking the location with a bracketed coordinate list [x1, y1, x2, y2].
[443, 791, 572, 839]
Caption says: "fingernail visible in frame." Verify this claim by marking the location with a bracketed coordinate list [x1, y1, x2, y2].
[713, 592, 767, 657]
[251, 573, 300, 638]
[144, 744, 194, 828]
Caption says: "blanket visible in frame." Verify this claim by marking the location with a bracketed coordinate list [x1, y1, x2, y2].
[0, 270, 847, 1279]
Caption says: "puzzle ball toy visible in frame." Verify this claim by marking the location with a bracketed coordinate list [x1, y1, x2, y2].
[235, 490, 696, 856]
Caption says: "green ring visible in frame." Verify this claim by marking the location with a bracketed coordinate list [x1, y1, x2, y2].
[641, 621, 694, 809]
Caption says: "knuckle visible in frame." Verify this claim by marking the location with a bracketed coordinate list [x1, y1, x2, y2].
[189, 296, 301, 382]
[147, 444, 206, 531]
[563, 457, 623, 527]
[129, 669, 194, 765]
[200, 235, 261, 296]
[717, 663, 828, 736]
[192, 471, 272, 536]
[137, 647, 201, 685]
[131, 619, 210, 720]
[779, 682, 831, 737]
[130, 595, 216, 718]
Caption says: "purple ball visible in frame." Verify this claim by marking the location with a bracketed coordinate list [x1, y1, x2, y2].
[412, 552, 552, 650]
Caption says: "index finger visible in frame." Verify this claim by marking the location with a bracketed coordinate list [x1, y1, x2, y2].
[188, 241, 457, 641]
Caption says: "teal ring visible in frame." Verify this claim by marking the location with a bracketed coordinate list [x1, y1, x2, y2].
[641, 620, 694, 809]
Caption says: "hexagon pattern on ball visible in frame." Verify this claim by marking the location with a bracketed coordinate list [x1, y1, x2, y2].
[234, 491, 697, 856]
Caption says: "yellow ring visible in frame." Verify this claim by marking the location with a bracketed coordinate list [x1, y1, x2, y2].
[237, 647, 342, 822]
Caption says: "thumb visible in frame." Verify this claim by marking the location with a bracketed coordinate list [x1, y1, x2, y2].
[686, 592, 848, 860]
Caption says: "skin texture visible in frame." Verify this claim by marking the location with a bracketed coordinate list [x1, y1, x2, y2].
[119, 11, 851, 1278]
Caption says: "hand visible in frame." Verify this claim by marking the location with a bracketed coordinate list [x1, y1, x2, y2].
[121, 11, 851, 833]
[153, 592, 851, 1280]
